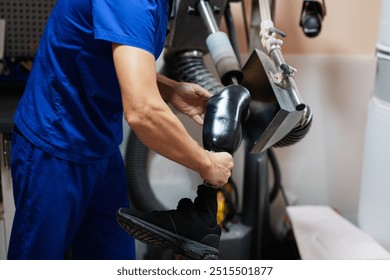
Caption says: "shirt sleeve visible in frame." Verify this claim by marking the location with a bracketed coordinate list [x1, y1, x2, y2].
[92, 0, 159, 56]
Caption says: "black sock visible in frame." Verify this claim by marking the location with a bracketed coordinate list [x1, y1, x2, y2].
[193, 184, 218, 227]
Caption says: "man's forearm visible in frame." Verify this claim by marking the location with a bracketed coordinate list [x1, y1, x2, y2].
[156, 73, 177, 102]
[127, 99, 212, 179]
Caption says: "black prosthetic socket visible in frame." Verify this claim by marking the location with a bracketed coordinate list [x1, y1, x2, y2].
[194, 184, 218, 228]
[203, 85, 251, 155]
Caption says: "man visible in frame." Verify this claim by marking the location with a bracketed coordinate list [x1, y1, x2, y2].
[8, 0, 233, 259]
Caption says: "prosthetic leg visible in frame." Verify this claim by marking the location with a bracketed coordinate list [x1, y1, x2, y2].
[120, 0, 313, 260]
[116, 85, 250, 260]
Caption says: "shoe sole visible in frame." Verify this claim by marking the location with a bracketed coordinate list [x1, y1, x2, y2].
[116, 209, 219, 260]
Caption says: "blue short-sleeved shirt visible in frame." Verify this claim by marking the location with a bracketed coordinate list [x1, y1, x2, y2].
[14, 0, 169, 163]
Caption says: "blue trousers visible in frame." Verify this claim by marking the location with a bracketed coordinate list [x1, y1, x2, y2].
[8, 127, 135, 259]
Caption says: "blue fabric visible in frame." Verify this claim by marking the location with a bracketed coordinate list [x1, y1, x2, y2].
[8, 127, 136, 260]
[14, 0, 169, 163]
[9, 0, 169, 259]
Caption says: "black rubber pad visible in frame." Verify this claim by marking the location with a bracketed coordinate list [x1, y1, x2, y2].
[116, 210, 219, 260]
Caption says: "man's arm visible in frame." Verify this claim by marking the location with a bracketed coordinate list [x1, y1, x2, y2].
[155, 73, 177, 102]
[112, 44, 233, 187]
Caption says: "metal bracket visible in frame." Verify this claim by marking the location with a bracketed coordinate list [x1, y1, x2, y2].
[2, 133, 11, 170]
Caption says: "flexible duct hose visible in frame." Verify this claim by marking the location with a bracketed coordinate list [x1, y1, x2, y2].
[125, 131, 166, 211]
[175, 51, 224, 95]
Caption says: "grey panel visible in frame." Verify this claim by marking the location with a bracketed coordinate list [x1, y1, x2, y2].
[0, 0, 56, 58]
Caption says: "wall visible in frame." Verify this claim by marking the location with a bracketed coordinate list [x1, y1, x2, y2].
[230, 0, 381, 55]
[228, 0, 381, 223]
[273, 55, 376, 223]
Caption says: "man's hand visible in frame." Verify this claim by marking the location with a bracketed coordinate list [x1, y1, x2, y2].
[170, 82, 212, 125]
[200, 151, 234, 188]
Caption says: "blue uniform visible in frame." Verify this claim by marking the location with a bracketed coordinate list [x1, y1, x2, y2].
[9, 0, 169, 259]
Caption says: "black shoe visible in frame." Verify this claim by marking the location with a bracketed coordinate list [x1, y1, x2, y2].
[116, 198, 221, 259]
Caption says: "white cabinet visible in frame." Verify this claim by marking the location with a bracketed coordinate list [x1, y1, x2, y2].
[0, 132, 14, 259]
